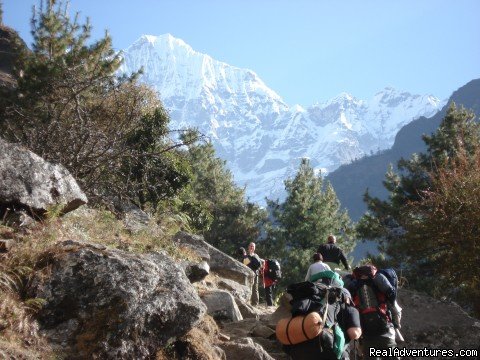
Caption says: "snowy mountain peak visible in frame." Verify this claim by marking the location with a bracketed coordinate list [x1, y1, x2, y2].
[121, 34, 287, 110]
[119, 35, 444, 204]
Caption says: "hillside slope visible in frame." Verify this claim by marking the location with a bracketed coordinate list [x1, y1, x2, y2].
[327, 78, 480, 221]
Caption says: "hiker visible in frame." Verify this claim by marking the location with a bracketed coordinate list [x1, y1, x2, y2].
[262, 260, 277, 306]
[348, 265, 400, 360]
[317, 234, 351, 271]
[245, 242, 263, 306]
[279, 281, 362, 360]
[305, 253, 331, 281]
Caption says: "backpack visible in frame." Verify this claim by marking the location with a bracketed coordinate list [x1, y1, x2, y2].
[286, 281, 342, 316]
[310, 270, 344, 288]
[376, 268, 398, 302]
[352, 267, 391, 336]
[266, 259, 282, 280]
[247, 254, 261, 271]
[279, 284, 345, 360]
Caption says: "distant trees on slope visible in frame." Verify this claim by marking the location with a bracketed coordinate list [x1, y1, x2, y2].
[263, 158, 356, 287]
[358, 104, 480, 315]
[0, 0, 265, 250]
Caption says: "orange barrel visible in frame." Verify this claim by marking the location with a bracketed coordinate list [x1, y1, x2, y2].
[275, 312, 324, 345]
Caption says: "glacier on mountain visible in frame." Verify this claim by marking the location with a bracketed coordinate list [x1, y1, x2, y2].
[119, 34, 444, 204]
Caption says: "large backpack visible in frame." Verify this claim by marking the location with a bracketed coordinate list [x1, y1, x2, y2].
[266, 259, 282, 280]
[352, 266, 391, 336]
[376, 268, 398, 302]
[277, 281, 345, 360]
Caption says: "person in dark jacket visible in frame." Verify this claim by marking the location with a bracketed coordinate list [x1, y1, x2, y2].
[317, 235, 351, 271]
[262, 260, 277, 306]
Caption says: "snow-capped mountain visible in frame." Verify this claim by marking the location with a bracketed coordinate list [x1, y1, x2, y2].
[120, 34, 444, 204]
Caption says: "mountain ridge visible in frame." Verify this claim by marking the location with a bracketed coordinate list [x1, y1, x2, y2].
[119, 33, 444, 204]
[327, 78, 480, 221]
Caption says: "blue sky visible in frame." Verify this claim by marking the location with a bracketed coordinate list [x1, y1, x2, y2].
[4, 0, 480, 106]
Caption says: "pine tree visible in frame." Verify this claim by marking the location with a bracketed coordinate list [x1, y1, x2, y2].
[359, 104, 480, 314]
[265, 158, 355, 284]
[360, 103, 480, 244]
[169, 139, 267, 255]
[0, 1, 194, 206]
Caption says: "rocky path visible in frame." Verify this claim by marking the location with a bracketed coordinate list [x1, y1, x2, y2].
[220, 289, 480, 360]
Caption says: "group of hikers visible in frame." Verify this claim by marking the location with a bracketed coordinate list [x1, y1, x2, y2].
[239, 235, 404, 360]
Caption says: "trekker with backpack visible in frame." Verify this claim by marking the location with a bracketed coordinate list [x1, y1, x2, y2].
[305, 253, 331, 281]
[244, 242, 263, 306]
[348, 265, 400, 360]
[277, 281, 362, 360]
[317, 235, 351, 271]
[263, 259, 281, 306]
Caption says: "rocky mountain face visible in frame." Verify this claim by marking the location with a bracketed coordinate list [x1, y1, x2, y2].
[119, 34, 443, 203]
[327, 78, 480, 221]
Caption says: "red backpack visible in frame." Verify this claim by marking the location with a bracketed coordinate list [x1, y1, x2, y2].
[352, 265, 391, 335]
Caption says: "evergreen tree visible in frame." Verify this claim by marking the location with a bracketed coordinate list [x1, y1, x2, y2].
[0, 1, 194, 207]
[265, 158, 355, 285]
[358, 104, 480, 315]
[359, 104, 480, 243]
[168, 138, 267, 255]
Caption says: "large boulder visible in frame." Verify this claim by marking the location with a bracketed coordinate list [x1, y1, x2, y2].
[174, 231, 254, 286]
[200, 290, 243, 323]
[218, 277, 252, 303]
[33, 240, 206, 359]
[0, 138, 87, 218]
[234, 298, 261, 320]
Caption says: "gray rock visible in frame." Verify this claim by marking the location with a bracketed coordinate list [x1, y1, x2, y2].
[183, 260, 210, 283]
[115, 201, 150, 234]
[200, 290, 243, 323]
[219, 338, 275, 360]
[0, 138, 87, 218]
[33, 240, 206, 359]
[174, 231, 254, 286]
[251, 324, 275, 339]
[218, 277, 252, 303]
[234, 298, 260, 320]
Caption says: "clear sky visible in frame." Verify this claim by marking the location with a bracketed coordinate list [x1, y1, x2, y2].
[3, 0, 480, 106]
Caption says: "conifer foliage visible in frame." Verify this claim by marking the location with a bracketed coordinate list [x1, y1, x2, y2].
[265, 158, 355, 285]
[0, 0, 195, 207]
[359, 104, 480, 315]
[173, 139, 267, 254]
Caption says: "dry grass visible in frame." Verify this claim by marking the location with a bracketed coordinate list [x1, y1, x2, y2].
[0, 205, 201, 358]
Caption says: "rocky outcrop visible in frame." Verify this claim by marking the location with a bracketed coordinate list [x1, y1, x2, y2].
[235, 298, 261, 319]
[33, 240, 206, 359]
[0, 138, 88, 219]
[182, 260, 210, 283]
[174, 231, 254, 286]
[217, 278, 252, 304]
[0, 25, 26, 89]
[200, 290, 243, 323]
